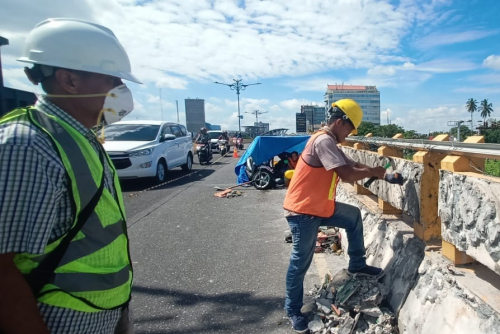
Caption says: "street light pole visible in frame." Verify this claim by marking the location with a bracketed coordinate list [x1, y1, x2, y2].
[245, 109, 268, 123]
[214, 79, 261, 132]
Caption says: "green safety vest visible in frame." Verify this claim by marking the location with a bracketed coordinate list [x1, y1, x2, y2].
[1, 107, 132, 312]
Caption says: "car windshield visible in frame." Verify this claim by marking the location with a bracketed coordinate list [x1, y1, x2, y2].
[208, 132, 222, 139]
[102, 124, 161, 141]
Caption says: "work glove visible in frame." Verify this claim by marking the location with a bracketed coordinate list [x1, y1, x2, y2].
[384, 172, 404, 185]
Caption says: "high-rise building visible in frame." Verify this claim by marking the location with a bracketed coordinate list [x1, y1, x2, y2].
[300, 105, 326, 132]
[184, 98, 205, 134]
[324, 85, 380, 125]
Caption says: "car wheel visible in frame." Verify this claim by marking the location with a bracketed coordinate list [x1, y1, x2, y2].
[252, 169, 274, 190]
[182, 153, 193, 172]
[155, 160, 167, 183]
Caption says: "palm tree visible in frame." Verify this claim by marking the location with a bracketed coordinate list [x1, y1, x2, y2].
[466, 98, 478, 133]
[479, 99, 494, 125]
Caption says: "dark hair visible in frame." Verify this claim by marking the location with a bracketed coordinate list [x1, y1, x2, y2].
[327, 106, 354, 128]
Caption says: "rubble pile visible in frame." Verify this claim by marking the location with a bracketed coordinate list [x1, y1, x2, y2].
[284, 228, 342, 252]
[304, 270, 398, 334]
[213, 189, 244, 198]
[315, 227, 342, 254]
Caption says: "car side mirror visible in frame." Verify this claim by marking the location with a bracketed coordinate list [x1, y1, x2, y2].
[161, 134, 176, 142]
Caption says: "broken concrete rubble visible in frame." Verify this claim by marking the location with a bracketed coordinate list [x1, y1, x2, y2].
[304, 270, 398, 334]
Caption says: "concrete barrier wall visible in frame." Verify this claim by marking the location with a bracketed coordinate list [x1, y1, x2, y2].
[337, 183, 500, 334]
[342, 147, 424, 219]
[336, 184, 425, 313]
[399, 253, 500, 334]
[438, 171, 500, 275]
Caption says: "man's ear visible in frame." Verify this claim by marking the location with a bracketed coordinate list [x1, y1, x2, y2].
[54, 69, 80, 94]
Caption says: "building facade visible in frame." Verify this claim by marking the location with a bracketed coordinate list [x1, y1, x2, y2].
[324, 85, 380, 125]
[300, 105, 325, 132]
[184, 98, 206, 135]
[0, 36, 37, 117]
[243, 122, 269, 137]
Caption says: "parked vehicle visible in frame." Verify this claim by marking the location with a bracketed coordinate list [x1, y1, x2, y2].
[234, 135, 311, 190]
[218, 139, 229, 156]
[196, 142, 213, 164]
[102, 120, 193, 183]
[244, 156, 283, 190]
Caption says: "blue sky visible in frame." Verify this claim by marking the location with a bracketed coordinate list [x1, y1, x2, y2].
[1, 0, 500, 133]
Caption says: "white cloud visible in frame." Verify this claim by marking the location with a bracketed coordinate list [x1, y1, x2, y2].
[415, 30, 498, 49]
[391, 105, 469, 133]
[483, 55, 500, 70]
[279, 99, 321, 111]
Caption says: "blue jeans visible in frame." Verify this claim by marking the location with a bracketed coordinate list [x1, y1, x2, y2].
[284, 202, 366, 316]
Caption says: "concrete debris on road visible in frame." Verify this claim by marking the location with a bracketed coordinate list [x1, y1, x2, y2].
[315, 227, 342, 254]
[304, 270, 398, 334]
[213, 189, 244, 198]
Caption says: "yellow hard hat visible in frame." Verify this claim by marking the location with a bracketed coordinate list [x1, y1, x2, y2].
[284, 170, 294, 180]
[331, 99, 363, 135]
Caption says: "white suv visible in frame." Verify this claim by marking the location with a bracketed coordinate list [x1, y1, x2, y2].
[102, 120, 193, 183]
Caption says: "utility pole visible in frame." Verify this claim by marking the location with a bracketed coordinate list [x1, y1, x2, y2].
[245, 109, 268, 123]
[176, 100, 179, 123]
[447, 120, 464, 141]
[214, 79, 261, 132]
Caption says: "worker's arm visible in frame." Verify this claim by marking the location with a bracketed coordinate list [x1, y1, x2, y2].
[334, 164, 386, 183]
[0, 253, 50, 334]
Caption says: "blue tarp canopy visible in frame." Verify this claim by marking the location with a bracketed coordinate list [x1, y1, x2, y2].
[235, 135, 310, 183]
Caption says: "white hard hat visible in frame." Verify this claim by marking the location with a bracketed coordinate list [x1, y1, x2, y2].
[18, 18, 141, 83]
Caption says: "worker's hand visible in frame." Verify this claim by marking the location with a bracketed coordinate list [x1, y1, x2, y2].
[384, 172, 405, 185]
[369, 166, 386, 179]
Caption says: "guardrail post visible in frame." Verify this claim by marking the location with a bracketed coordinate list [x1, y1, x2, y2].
[353, 133, 372, 150]
[377, 134, 404, 213]
[440, 135, 484, 265]
[377, 133, 404, 158]
[441, 136, 485, 173]
[412, 134, 448, 241]
[354, 183, 372, 195]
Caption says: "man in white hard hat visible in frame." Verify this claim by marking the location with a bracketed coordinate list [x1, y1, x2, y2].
[0, 18, 140, 334]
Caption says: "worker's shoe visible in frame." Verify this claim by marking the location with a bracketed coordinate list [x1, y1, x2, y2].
[288, 313, 309, 333]
[348, 265, 385, 279]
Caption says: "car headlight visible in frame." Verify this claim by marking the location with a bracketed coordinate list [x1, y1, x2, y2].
[128, 148, 154, 157]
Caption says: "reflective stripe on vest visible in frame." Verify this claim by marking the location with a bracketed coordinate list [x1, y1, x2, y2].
[3, 108, 132, 312]
[283, 131, 339, 218]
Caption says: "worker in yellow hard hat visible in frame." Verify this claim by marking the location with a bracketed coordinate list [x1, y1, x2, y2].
[282, 99, 394, 332]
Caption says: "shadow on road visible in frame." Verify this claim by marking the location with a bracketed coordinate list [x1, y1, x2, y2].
[121, 168, 217, 193]
[132, 285, 285, 334]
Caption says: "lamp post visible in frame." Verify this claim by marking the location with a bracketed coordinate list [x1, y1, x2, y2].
[245, 109, 268, 123]
[214, 79, 261, 132]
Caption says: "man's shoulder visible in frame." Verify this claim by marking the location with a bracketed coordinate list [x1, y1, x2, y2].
[314, 133, 338, 145]
[0, 115, 53, 149]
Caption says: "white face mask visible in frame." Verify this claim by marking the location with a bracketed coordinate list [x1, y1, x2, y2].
[42, 84, 134, 125]
[100, 84, 134, 125]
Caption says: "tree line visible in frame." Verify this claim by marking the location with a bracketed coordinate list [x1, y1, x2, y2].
[356, 98, 499, 143]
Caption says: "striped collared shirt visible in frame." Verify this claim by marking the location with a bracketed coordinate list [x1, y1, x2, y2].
[0, 97, 122, 333]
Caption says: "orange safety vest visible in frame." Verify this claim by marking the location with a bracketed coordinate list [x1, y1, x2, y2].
[283, 131, 339, 218]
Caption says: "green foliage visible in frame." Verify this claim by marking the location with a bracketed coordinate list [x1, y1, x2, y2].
[479, 99, 493, 120]
[485, 159, 500, 177]
[356, 121, 377, 136]
[356, 122, 406, 138]
[450, 125, 472, 140]
[483, 129, 500, 143]
[376, 124, 405, 138]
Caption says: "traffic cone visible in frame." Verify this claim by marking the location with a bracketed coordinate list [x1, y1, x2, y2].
[233, 146, 239, 158]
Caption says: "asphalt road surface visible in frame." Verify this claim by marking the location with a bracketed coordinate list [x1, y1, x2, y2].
[121, 152, 321, 333]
